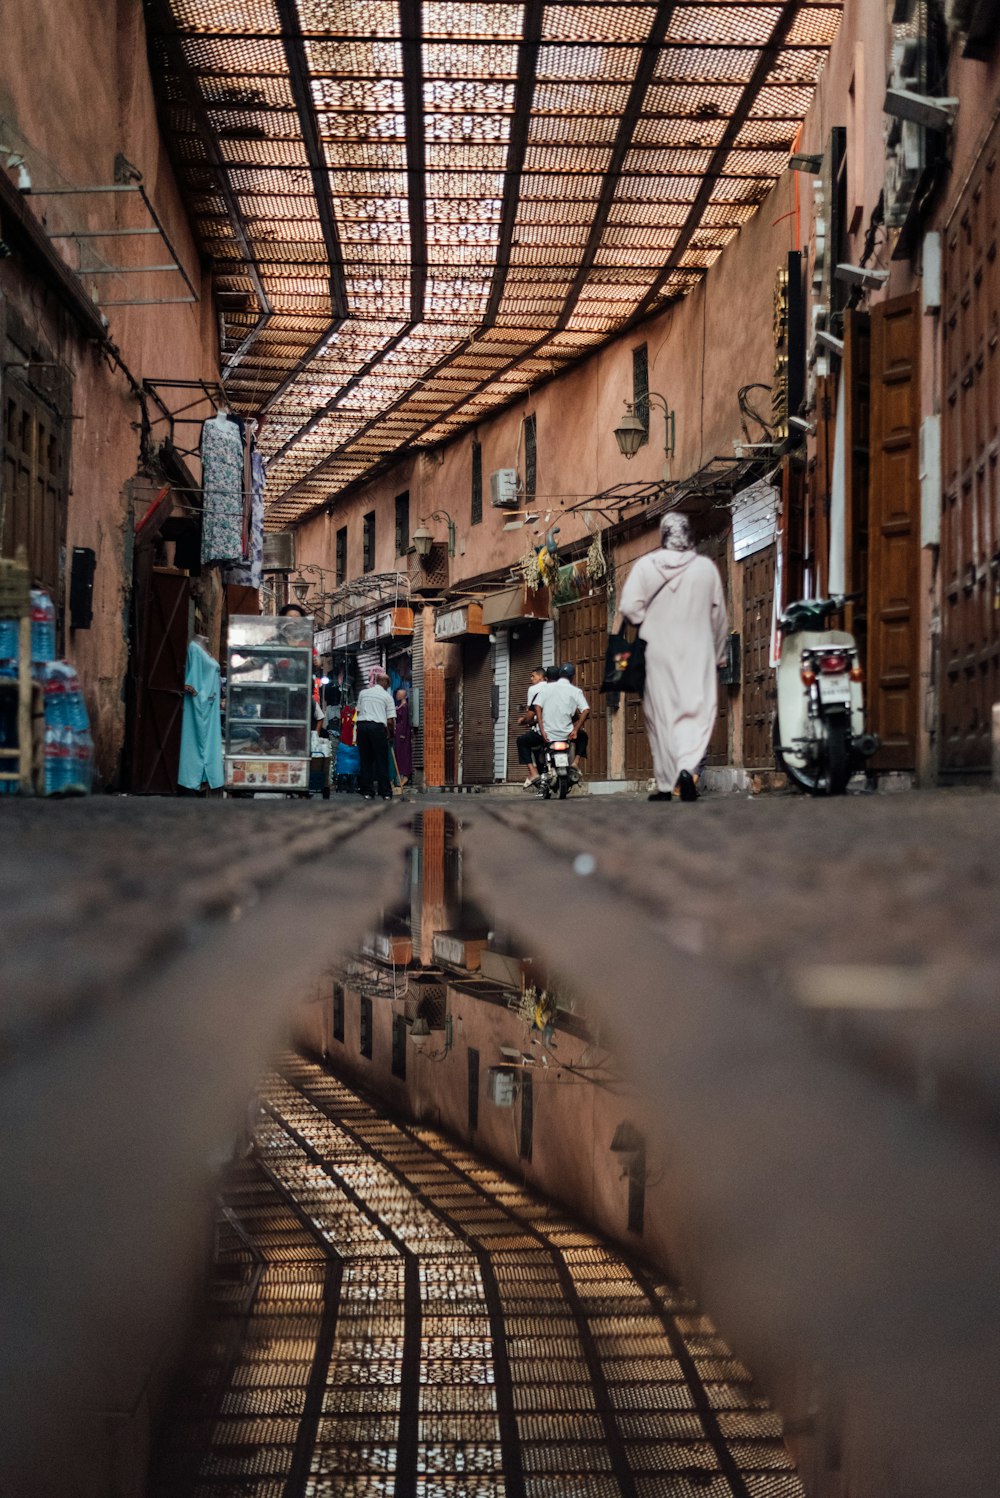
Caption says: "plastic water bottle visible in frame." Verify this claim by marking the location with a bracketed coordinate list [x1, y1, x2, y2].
[0, 617, 18, 663]
[43, 725, 67, 795]
[30, 590, 56, 665]
[70, 731, 94, 794]
[42, 664, 67, 727]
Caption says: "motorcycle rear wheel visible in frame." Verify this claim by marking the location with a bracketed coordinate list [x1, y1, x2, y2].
[557, 772, 569, 799]
[824, 712, 851, 795]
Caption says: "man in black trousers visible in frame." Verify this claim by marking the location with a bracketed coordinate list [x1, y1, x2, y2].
[355, 671, 397, 800]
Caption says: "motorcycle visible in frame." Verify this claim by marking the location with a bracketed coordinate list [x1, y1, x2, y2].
[774, 593, 880, 795]
[536, 738, 582, 799]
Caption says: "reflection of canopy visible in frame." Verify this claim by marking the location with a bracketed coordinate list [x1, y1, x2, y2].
[147, 1, 841, 523]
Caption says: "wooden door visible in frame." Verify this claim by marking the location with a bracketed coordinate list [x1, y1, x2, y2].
[940, 113, 1000, 774]
[556, 589, 608, 779]
[1, 375, 69, 636]
[742, 544, 777, 766]
[129, 567, 189, 794]
[843, 310, 872, 652]
[868, 293, 921, 771]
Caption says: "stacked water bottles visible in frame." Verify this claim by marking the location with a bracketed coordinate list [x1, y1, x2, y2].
[0, 616, 20, 793]
[30, 589, 94, 796]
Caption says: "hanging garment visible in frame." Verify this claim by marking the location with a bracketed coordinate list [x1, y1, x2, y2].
[201, 413, 245, 566]
[179, 639, 225, 790]
[340, 703, 357, 746]
[393, 697, 413, 780]
[224, 448, 265, 589]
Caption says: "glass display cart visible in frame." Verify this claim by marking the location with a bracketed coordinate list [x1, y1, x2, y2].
[225, 614, 313, 795]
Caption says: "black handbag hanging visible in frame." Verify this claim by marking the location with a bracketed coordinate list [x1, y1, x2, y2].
[599, 575, 670, 695]
[599, 624, 647, 694]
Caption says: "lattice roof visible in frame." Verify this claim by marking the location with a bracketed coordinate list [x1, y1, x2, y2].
[147, 0, 840, 522]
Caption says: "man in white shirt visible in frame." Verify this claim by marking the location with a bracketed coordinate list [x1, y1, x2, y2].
[538, 664, 589, 759]
[515, 665, 548, 788]
[355, 671, 396, 800]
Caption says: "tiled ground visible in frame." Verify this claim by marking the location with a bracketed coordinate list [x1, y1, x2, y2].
[151, 1052, 803, 1498]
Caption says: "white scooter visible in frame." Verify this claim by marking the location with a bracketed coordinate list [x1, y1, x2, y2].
[774, 594, 880, 795]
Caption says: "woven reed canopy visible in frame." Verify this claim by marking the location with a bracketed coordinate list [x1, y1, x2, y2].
[147, 0, 841, 522]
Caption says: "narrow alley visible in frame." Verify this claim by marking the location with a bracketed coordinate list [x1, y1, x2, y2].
[3, 0, 1000, 1495]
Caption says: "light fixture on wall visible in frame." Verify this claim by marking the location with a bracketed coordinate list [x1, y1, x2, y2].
[501, 510, 540, 531]
[614, 391, 676, 460]
[291, 577, 311, 604]
[788, 151, 823, 174]
[815, 329, 845, 355]
[413, 508, 456, 560]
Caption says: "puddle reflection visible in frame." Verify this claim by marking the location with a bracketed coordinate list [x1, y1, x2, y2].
[296, 809, 657, 1250]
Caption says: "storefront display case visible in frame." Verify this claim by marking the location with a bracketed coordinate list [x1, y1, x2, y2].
[225, 614, 313, 794]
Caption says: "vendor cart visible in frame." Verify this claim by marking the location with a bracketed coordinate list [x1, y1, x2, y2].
[225, 614, 313, 796]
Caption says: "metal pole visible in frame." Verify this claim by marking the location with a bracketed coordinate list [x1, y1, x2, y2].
[47, 227, 161, 237]
[98, 296, 197, 306]
[83, 264, 180, 274]
[23, 185, 142, 195]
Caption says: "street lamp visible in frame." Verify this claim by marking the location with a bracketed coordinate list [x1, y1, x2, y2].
[412, 508, 456, 560]
[614, 391, 676, 461]
[291, 576, 311, 604]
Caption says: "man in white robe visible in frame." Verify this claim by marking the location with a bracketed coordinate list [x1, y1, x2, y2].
[619, 512, 728, 801]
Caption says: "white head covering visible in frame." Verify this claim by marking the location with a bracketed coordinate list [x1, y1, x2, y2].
[660, 512, 694, 551]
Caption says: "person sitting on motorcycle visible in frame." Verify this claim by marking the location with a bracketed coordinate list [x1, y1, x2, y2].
[559, 662, 589, 773]
[515, 665, 548, 789]
[537, 665, 590, 780]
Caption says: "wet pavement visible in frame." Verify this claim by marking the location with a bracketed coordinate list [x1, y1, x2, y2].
[2, 787, 1000, 1498]
[151, 1053, 801, 1498]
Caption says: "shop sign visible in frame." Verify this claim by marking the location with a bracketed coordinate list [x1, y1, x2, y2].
[314, 627, 333, 653]
[332, 621, 348, 648]
[434, 602, 489, 639]
[362, 613, 379, 643]
[346, 616, 361, 644]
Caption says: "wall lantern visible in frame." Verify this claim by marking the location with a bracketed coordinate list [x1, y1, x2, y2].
[409, 1015, 431, 1048]
[614, 391, 676, 461]
[291, 577, 311, 604]
[413, 508, 457, 560]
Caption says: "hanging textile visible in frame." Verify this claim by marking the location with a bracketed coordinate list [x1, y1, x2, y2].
[179, 639, 224, 789]
[339, 702, 357, 746]
[223, 447, 265, 589]
[200, 414, 244, 566]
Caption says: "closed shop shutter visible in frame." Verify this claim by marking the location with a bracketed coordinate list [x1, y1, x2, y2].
[493, 631, 510, 781]
[461, 635, 493, 784]
[412, 609, 424, 774]
[542, 619, 555, 668]
[356, 643, 382, 685]
[556, 589, 608, 779]
[940, 114, 1000, 774]
[505, 621, 544, 779]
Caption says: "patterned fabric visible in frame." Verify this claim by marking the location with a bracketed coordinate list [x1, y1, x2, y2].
[201, 415, 245, 566]
[224, 448, 265, 588]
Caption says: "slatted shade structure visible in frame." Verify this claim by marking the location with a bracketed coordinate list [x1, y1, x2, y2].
[146, 0, 841, 524]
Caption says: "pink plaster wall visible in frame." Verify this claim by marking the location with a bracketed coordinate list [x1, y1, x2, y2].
[1, 0, 219, 780]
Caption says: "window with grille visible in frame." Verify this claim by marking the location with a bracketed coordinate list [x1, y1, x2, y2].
[632, 344, 649, 442]
[335, 526, 347, 586]
[332, 982, 344, 1043]
[1, 375, 70, 621]
[360, 995, 373, 1058]
[362, 511, 375, 574]
[524, 415, 536, 503]
[391, 1013, 406, 1079]
[394, 491, 409, 557]
[471, 440, 483, 525]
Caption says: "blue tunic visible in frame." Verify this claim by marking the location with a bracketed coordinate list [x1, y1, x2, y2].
[179, 641, 224, 790]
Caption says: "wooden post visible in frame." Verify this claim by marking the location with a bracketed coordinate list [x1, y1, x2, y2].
[992, 703, 1000, 792]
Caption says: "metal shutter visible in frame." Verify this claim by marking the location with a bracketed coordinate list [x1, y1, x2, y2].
[493, 630, 510, 782]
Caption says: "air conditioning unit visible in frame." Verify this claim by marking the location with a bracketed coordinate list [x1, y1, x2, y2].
[487, 1066, 517, 1107]
[490, 468, 519, 508]
[261, 531, 296, 572]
